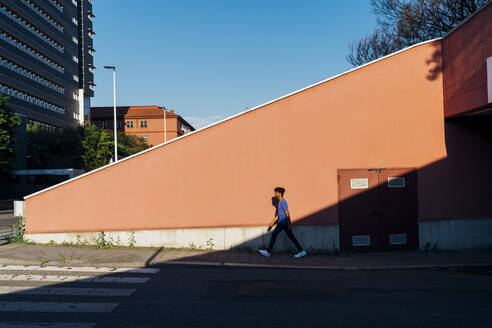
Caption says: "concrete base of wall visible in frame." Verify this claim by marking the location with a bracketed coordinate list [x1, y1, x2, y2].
[419, 218, 492, 250]
[25, 219, 492, 252]
[25, 225, 341, 253]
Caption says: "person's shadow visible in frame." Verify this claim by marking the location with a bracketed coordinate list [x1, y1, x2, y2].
[271, 196, 279, 217]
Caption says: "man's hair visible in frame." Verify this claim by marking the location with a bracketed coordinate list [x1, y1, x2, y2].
[274, 187, 285, 196]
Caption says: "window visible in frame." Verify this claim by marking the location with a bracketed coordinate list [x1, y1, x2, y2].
[0, 56, 64, 93]
[181, 124, 191, 133]
[72, 36, 78, 44]
[72, 55, 78, 63]
[73, 75, 79, 82]
[140, 120, 147, 128]
[48, 0, 63, 12]
[126, 121, 134, 128]
[99, 121, 107, 128]
[0, 29, 64, 72]
[140, 135, 148, 142]
[0, 5, 63, 52]
[72, 17, 78, 25]
[0, 82, 65, 114]
[19, 0, 64, 32]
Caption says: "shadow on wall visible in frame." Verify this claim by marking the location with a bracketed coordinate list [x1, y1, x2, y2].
[426, 42, 442, 81]
[23, 117, 492, 257]
[165, 116, 492, 259]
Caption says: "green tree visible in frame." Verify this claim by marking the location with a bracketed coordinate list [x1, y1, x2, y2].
[26, 124, 150, 172]
[0, 96, 21, 182]
[116, 131, 149, 158]
[27, 123, 84, 169]
[347, 0, 489, 66]
[81, 125, 114, 171]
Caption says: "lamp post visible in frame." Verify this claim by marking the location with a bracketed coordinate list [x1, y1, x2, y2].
[104, 66, 117, 162]
[163, 107, 167, 143]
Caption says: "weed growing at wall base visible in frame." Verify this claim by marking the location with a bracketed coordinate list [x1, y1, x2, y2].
[9, 217, 33, 244]
[128, 231, 136, 248]
[206, 238, 215, 250]
[95, 231, 106, 248]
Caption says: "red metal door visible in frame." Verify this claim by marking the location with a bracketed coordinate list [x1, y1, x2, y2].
[338, 168, 419, 252]
[378, 169, 419, 250]
[338, 169, 381, 251]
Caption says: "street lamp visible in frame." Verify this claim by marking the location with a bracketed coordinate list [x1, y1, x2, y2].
[104, 65, 118, 162]
[162, 106, 167, 143]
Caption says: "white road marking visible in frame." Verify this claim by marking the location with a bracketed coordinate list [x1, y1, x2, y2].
[0, 274, 150, 284]
[0, 286, 135, 296]
[0, 322, 96, 327]
[0, 265, 159, 274]
[0, 301, 118, 312]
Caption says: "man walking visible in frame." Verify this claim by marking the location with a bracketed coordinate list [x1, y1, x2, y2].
[259, 187, 306, 258]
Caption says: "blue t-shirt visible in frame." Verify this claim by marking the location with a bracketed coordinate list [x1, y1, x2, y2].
[277, 199, 289, 224]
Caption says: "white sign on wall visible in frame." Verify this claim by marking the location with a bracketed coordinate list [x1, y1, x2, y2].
[488, 56, 492, 104]
[350, 178, 369, 189]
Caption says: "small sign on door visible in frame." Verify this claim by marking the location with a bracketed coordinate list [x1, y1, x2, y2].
[351, 178, 369, 189]
[388, 177, 405, 188]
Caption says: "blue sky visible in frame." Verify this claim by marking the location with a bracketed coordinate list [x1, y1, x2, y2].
[92, 1, 376, 128]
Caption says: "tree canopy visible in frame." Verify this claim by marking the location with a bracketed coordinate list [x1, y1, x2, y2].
[0, 96, 21, 183]
[27, 124, 150, 172]
[347, 0, 489, 66]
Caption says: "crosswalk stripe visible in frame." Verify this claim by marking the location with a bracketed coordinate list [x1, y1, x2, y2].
[0, 286, 135, 296]
[0, 322, 97, 327]
[0, 301, 118, 312]
[0, 274, 150, 283]
[0, 265, 159, 274]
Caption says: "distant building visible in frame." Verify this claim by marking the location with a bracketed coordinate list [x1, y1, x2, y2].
[0, 0, 95, 129]
[88, 106, 195, 146]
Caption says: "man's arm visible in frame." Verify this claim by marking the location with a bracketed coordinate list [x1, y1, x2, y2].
[284, 209, 292, 231]
[267, 216, 279, 231]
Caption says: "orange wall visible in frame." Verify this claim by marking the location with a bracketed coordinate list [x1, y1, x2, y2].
[25, 41, 447, 234]
[443, 3, 492, 117]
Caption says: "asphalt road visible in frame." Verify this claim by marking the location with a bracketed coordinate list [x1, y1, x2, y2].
[0, 264, 490, 328]
[0, 211, 16, 242]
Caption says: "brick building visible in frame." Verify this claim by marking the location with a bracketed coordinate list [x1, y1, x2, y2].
[88, 105, 195, 146]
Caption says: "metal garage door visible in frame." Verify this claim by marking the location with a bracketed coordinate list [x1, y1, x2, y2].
[338, 168, 418, 252]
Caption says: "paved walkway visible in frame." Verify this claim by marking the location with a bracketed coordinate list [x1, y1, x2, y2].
[0, 243, 491, 270]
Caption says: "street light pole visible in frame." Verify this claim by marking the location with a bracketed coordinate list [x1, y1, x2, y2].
[164, 107, 167, 143]
[104, 66, 117, 162]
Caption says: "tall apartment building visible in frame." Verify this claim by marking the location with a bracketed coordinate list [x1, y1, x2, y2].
[0, 0, 95, 129]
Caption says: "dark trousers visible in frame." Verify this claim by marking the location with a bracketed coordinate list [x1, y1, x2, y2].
[267, 223, 303, 253]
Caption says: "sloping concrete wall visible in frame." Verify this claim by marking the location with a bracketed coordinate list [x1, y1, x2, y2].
[25, 41, 446, 234]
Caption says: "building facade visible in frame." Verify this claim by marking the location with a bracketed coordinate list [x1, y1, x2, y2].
[0, 0, 94, 129]
[23, 4, 492, 252]
[89, 106, 195, 146]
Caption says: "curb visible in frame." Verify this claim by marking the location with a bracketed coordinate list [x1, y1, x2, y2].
[0, 257, 491, 271]
[151, 260, 492, 271]
[0, 258, 146, 268]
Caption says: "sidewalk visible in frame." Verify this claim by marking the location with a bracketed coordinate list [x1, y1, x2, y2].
[0, 243, 491, 270]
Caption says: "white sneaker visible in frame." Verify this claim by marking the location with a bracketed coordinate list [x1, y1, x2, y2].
[258, 249, 271, 258]
[294, 250, 306, 258]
